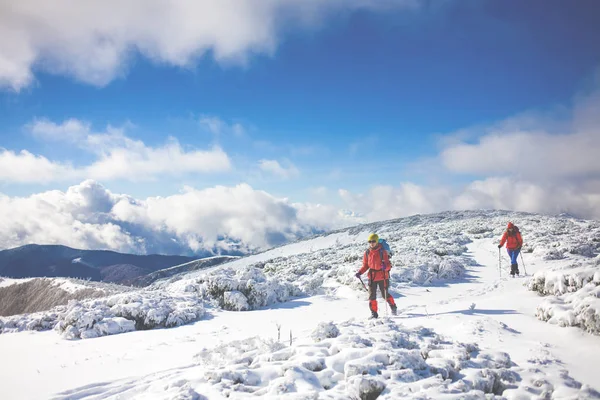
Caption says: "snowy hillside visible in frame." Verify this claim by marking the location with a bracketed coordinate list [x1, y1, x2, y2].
[0, 277, 133, 317]
[1, 210, 599, 399]
[130, 255, 239, 287]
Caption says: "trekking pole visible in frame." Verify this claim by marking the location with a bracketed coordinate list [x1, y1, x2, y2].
[498, 248, 501, 277]
[357, 276, 368, 292]
[384, 271, 389, 317]
[520, 252, 527, 276]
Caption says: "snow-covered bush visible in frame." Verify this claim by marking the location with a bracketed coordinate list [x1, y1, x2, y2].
[541, 248, 565, 261]
[223, 291, 250, 311]
[0, 309, 63, 333]
[529, 258, 600, 335]
[187, 266, 302, 311]
[528, 263, 599, 296]
[437, 258, 467, 280]
[569, 244, 597, 258]
[37, 291, 207, 339]
[535, 281, 600, 335]
[311, 321, 340, 341]
[172, 318, 597, 399]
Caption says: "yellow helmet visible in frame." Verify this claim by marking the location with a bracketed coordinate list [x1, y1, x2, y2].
[368, 233, 379, 242]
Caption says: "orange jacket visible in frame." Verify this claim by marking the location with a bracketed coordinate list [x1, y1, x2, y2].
[500, 230, 523, 250]
[358, 244, 392, 282]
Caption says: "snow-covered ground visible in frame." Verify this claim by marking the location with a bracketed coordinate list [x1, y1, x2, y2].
[1, 210, 599, 399]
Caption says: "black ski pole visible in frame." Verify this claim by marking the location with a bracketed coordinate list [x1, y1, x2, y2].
[357, 276, 368, 292]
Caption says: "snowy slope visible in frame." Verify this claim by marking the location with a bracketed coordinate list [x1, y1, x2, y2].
[0, 277, 133, 318]
[0, 210, 599, 399]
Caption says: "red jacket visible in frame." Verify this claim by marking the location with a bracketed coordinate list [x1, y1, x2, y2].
[500, 230, 523, 250]
[358, 244, 392, 282]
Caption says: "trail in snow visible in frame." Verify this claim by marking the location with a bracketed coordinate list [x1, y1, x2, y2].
[1, 238, 599, 399]
[395, 239, 600, 391]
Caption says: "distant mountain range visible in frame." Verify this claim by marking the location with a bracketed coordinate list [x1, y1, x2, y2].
[0, 244, 198, 284]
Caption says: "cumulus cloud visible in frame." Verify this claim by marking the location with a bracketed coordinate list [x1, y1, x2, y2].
[0, 149, 76, 184]
[0, 0, 418, 91]
[338, 184, 453, 222]
[454, 178, 600, 220]
[29, 118, 91, 143]
[336, 178, 600, 222]
[336, 83, 600, 222]
[259, 159, 300, 179]
[0, 180, 358, 254]
[440, 84, 600, 180]
[0, 118, 231, 184]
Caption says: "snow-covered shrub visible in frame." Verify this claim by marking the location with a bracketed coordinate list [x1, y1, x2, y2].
[569, 244, 597, 258]
[176, 265, 302, 311]
[311, 321, 340, 341]
[437, 259, 466, 279]
[51, 292, 205, 339]
[194, 336, 286, 369]
[528, 264, 599, 296]
[535, 282, 600, 335]
[529, 258, 600, 335]
[541, 248, 565, 261]
[1, 309, 63, 333]
[223, 291, 249, 311]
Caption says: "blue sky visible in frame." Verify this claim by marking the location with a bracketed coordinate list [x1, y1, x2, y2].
[0, 0, 599, 254]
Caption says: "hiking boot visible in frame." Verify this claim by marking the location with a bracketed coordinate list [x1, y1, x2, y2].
[369, 312, 378, 319]
[391, 305, 398, 316]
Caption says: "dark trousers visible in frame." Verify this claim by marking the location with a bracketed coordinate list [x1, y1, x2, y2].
[368, 279, 395, 313]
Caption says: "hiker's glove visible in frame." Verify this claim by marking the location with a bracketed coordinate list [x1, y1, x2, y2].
[355, 272, 361, 278]
[497, 245, 502, 248]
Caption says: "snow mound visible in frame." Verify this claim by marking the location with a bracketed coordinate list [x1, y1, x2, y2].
[53, 318, 599, 399]
[528, 257, 600, 335]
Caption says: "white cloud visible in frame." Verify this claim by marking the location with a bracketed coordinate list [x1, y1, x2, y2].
[199, 116, 246, 138]
[259, 159, 300, 179]
[339, 77, 600, 222]
[0, 118, 233, 184]
[0, 0, 418, 91]
[0, 149, 76, 184]
[337, 178, 600, 222]
[440, 85, 600, 180]
[0, 180, 356, 254]
[0, 180, 137, 251]
[29, 118, 90, 143]
[338, 184, 452, 222]
[454, 178, 600, 220]
[84, 140, 231, 181]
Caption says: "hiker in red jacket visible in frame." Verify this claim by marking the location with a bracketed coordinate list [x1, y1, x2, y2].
[355, 233, 397, 318]
[498, 222, 523, 276]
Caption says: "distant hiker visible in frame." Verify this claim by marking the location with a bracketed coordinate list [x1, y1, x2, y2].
[498, 222, 523, 276]
[355, 233, 397, 318]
